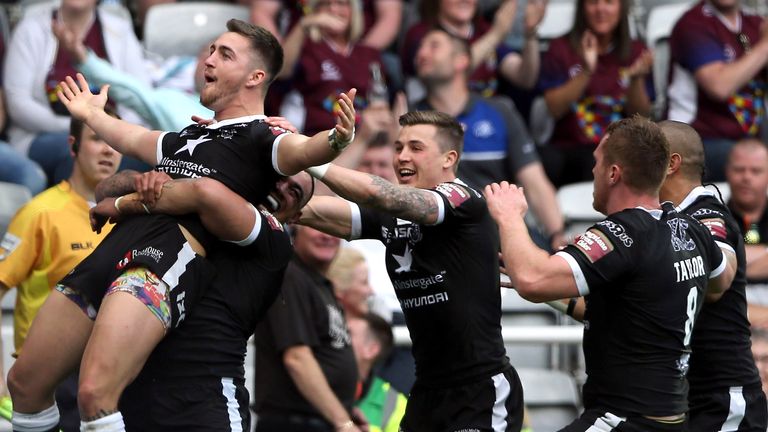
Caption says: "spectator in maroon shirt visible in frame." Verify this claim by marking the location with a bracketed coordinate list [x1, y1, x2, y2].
[538, 0, 653, 187]
[278, 0, 387, 136]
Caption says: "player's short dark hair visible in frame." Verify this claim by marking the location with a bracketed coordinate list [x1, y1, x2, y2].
[658, 120, 706, 182]
[226, 19, 284, 85]
[361, 312, 394, 361]
[70, 106, 119, 154]
[603, 115, 670, 194]
[399, 110, 464, 159]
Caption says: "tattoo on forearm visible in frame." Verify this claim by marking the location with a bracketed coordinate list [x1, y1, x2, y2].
[83, 408, 119, 422]
[365, 175, 438, 223]
[95, 170, 139, 201]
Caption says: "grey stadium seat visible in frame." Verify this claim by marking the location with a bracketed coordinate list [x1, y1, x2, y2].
[0, 181, 32, 238]
[143, 2, 250, 58]
[517, 367, 582, 431]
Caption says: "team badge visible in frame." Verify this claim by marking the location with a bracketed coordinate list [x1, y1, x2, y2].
[260, 209, 284, 231]
[700, 217, 727, 239]
[574, 229, 614, 263]
[435, 183, 470, 208]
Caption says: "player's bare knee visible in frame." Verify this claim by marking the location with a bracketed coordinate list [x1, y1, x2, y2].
[7, 364, 50, 408]
[77, 376, 115, 415]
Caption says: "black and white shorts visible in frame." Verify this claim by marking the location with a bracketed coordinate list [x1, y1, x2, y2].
[559, 408, 686, 432]
[400, 367, 524, 432]
[121, 375, 250, 432]
[689, 383, 768, 432]
[58, 215, 214, 328]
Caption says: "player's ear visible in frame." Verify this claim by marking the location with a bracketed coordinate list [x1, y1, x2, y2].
[443, 150, 458, 170]
[245, 69, 266, 88]
[609, 164, 621, 185]
[668, 153, 682, 175]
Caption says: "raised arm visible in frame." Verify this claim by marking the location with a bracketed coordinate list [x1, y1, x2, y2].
[486, 182, 579, 302]
[360, 0, 403, 50]
[309, 164, 441, 225]
[57, 74, 161, 164]
[276, 89, 357, 175]
[92, 176, 256, 243]
[544, 32, 598, 120]
[695, 19, 768, 102]
[299, 195, 355, 239]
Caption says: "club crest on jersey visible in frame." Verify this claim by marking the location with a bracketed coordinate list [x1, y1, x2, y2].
[259, 209, 284, 231]
[435, 183, 470, 208]
[701, 217, 727, 239]
[668, 218, 696, 252]
[574, 229, 614, 263]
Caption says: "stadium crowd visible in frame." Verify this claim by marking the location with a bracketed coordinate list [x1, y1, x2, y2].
[0, 0, 767, 430]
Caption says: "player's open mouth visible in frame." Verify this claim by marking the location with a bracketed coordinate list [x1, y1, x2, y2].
[398, 168, 415, 179]
[98, 161, 114, 167]
[204, 73, 216, 83]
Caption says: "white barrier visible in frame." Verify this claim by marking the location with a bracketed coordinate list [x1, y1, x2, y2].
[393, 325, 584, 346]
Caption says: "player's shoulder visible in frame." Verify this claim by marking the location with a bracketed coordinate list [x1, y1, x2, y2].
[433, 180, 483, 207]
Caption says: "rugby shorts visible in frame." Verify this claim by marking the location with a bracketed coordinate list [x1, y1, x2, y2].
[121, 375, 250, 431]
[559, 408, 686, 432]
[400, 367, 523, 432]
[689, 383, 767, 432]
[57, 215, 214, 329]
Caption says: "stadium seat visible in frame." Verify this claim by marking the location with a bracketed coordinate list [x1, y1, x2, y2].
[645, 2, 693, 119]
[517, 367, 582, 431]
[0, 181, 32, 238]
[501, 288, 560, 369]
[143, 2, 250, 58]
[556, 181, 603, 239]
[537, 1, 574, 42]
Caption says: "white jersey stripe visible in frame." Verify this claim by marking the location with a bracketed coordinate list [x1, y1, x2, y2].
[585, 411, 625, 431]
[155, 131, 169, 165]
[721, 386, 746, 431]
[710, 248, 727, 278]
[556, 251, 590, 296]
[491, 372, 510, 431]
[228, 204, 262, 247]
[428, 191, 446, 226]
[221, 377, 243, 432]
[271, 132, 291, 176]
[161, 241, 197, 290]
[349, 202, 362, 239]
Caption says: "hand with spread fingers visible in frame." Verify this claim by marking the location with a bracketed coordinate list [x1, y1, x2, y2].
[56, 73, 109, 123]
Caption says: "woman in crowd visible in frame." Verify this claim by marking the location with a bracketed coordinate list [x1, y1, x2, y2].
[278, 0, 386, 135]
[4, 0, 149, 184]
[538, 0, 653, 187]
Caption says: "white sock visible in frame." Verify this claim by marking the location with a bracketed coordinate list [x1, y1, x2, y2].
[12, 403, 60, 432]
[80, 411, 125, 432]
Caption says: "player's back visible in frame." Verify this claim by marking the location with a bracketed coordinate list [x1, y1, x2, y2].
[572, 204, 723, 416]
[679, 190, 761, 395]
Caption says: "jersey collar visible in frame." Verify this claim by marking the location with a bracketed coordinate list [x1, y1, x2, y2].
[206, 115, 267, 129]
[676, 185, 717, 212]
[635, 206, 663, 220]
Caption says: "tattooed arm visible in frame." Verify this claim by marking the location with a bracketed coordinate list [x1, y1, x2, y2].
[94, 170, 141, 202]
[316, 164, 441, 225]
